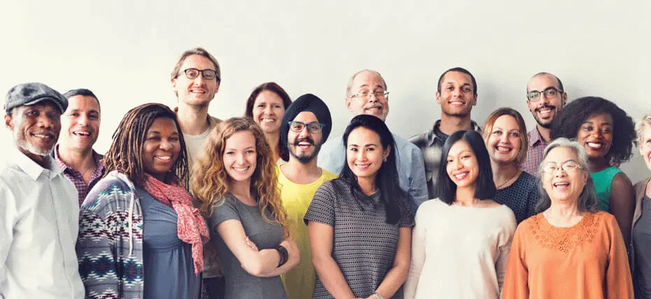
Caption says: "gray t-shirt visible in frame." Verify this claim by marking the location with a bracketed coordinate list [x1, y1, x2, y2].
[209, 193, 287, 299]
[138, 187, 201, 299]
[304, 179, 414, 299]
[634, 195, 651, 298]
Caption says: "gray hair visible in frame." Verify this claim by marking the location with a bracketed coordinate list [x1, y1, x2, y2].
[345, 69, 387, 97]
[635, 113, 651, 146]
[535, 137, 598, 213]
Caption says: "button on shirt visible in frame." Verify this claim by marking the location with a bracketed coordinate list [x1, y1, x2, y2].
[0, 147, 84, 299]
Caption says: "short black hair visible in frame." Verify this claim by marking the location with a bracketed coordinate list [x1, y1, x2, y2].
[437, 67, 478, 96]
[550, 96, 635, 166]
[339, 114, 409, 224]
[62, 88, 101, 110]
[436, 130, 496, 204]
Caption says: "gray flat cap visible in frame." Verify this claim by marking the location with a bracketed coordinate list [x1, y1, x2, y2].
[5, 82, 68, 114]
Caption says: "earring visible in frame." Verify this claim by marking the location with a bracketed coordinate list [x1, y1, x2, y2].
[383, 157, 387, 163]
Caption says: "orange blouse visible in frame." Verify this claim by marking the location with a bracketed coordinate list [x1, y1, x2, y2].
[502, 211, 633, 299]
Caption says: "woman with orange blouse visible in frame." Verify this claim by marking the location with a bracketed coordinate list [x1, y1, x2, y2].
[502, 138, 633, 299]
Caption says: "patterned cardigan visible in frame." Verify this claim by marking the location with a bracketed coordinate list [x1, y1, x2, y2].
[76, 171, 145, 299]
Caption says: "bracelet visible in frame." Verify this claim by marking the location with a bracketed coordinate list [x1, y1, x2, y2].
[373, 292, 384, 299]
[275, 245, 288, 267]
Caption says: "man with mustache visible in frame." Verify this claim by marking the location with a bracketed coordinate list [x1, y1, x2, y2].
[0, 83, 84, 298]
[53, 89, 105, 206]
[277, 93, 337, 299]
[521, 72, 567, 175]
[410, 67, 482, 199]
[319, 69, 428, 212]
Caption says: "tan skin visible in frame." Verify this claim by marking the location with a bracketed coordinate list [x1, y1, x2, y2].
[436, 71, 477, 135]
[309, 127, 411, 299]
[640, 126, 651, 197]
[484, 115, 524, 190]
[172, 54, 220, 135]
[576, 113, 634, 248]
[279, 112, 323, 184]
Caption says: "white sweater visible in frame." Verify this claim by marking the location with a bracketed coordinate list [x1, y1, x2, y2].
[404, 199, 516, 299]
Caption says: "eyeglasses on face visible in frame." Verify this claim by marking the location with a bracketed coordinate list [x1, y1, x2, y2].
[350, 89, 389, 100]
[527, 87, 562, 101]
[288, 121, 325, 133]
[178, 68, 219, 81]
[542, 160, 582, 174]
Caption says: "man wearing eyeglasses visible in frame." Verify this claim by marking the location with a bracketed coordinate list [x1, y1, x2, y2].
[409, 67, 482, 200]
[277, 93, 337, 299]
[318, 69, 428, 212]
[521, 72, 567, 175]
[170, 47, 224, 299]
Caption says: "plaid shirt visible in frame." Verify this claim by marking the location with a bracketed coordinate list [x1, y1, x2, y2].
[409, 119, 481, 199]
[521, 127, 547, 176]
[53, 146, 105, 206]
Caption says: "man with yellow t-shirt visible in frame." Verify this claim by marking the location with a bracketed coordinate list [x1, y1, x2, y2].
[277, 93, 337, 299]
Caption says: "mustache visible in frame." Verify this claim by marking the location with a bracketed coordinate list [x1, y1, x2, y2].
[292, 137, 315, 146]
[363, 103, 383, 109]
[535, 105, 556, 113]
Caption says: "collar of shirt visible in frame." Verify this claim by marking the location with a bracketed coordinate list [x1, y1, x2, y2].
[427, 119, 482, 147]
[53, 144, 105, 176]
[528, 126, 545, 147]
[11, 146, 61, 181]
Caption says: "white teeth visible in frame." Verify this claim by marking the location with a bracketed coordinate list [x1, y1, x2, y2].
[74, 132, 90, 136]
[454, 172, 468, 180]
[553, 182, 569, 187]
[587, 142, 603, 149]
[233, 167, 248, 171]
[262, 119, 275, 123]
[34, 134, 50, 138]
[156, 156, 171, 161]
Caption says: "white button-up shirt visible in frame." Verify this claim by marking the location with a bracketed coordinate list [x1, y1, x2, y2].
[0, 147, 84, 298]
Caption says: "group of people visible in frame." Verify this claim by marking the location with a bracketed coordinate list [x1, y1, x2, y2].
[1, 46, 650, 299]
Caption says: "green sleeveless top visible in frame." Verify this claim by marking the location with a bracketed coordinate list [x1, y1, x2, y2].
[590, 166, 622, 212]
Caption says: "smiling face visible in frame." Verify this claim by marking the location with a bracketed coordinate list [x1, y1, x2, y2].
[59, 95, 101, 153]
[346, 127, 390, 183]
[346, 71, 389, 121]
[485, 115, 522, 165]
[5, 102, 62, 163]
[526, 74, 567, 128]
[639, 125, 651, 171]
[172, 54, 219, 107]
[252, 90, 285, 134]
[445, 140, 479, 189]
[436, 71, 477, 118]
[541, 146, 588, 204]
[142, 117, 181, 182]
[287, 111, 323, 163]
[576, 113, 613, 160]
[223, 130, 257, 184]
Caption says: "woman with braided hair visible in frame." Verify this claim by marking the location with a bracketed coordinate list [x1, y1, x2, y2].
[76, 103, 209, 299]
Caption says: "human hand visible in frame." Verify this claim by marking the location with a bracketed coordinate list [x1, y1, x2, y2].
[245, 236, 259, 251]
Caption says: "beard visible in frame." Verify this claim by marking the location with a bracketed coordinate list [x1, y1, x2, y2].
[15, 132, 54, 157]
[289, 137, 322, 163]
[532, 105, 557, 128]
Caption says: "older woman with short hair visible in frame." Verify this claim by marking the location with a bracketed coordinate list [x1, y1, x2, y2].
[632, 113, 651, 298]
[502, 138, 633, 299]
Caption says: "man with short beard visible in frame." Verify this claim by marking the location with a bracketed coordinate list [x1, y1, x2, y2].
[521, 72, 567, 175]
[410, 67, 482, 199]
[0, 83, 84, 298]
[277, 94, 337, 299]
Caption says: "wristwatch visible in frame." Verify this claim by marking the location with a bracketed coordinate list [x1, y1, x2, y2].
[275, 245, 288, 267]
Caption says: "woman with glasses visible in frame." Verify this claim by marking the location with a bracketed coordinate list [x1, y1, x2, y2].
[551, 96, 636, 249]
[632, 113, 651, 298]
[502, 138, 633, 299]
[191, 117, 299, 299]
[404, 130, 516, 299]
[244, 82, 293, 164]
[76, 103, 209, 299]
[306, 115, 413, 299]
[483, 108, 539, 223]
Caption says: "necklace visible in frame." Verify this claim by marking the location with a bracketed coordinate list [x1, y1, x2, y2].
[497, 170, 519, 189]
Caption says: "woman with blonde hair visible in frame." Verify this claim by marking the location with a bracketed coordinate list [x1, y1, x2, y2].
[632, 113, 651, 298]
[191, 117, 299, 299]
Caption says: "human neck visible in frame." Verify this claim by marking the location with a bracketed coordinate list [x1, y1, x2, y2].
[177, 103, 210, 135]
[536, 125, 551, 143]
[229, 179, 255, 204]
[588, 157, 610, 173]
[357, 176, 377, 196]
[265, 132, 280, 161]
[58, 145, 97, 183]
[491, 161, 520, 189]
[439, 114, 472, 135]
[280, 158, 321, 184]
[544, 203, 584, 227]
[453, 184, 478, 206]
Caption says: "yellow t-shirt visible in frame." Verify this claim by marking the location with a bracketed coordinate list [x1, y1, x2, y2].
[277, 166, 337, 299]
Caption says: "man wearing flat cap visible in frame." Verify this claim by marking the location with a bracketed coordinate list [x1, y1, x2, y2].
[0, 83, 84, 298]
[277, 94, 337, 299]
[318, 69, 428, 212]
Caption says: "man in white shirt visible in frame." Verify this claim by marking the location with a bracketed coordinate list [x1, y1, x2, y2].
[0, 82, 84, 298]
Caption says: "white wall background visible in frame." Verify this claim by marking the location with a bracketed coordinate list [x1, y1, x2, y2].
[1, 0, 649, 180]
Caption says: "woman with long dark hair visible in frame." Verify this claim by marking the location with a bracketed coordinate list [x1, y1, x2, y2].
[306, 114, 413, 299]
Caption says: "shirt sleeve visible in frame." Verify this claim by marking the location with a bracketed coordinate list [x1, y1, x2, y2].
[209, 196, 242, 230]
[496, 208, 517, 293]
[604, 214, 634, 299]
[501, 222, 529, 299]
[316, 139, 345, 176]
[304, 181, 336, 227]
[403, 203, 428, 298]
[0, 184, 14, 297]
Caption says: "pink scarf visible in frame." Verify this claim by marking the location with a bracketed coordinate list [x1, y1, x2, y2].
[142, 174, 209, 274]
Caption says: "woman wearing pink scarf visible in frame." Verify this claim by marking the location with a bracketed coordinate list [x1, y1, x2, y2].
[76, 103, 209, 299]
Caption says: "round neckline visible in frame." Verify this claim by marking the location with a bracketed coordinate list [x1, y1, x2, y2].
[540, 211, 590, 229]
